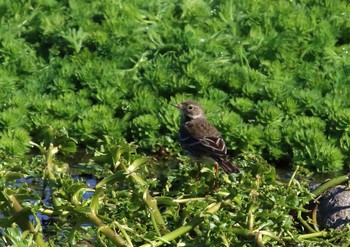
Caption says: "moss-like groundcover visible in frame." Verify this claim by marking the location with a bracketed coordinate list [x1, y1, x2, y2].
[0, 0, 350, 246]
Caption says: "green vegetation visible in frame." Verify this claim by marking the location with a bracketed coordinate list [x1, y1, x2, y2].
[1, 0, 350, 246]
[1, 143, 349, 246]
[1, 0, 350, 172]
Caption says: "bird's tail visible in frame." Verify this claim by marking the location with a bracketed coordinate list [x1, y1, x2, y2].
[218, 158, 240, 174]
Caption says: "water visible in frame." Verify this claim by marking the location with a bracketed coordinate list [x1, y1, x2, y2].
[8, 172, 98, 233]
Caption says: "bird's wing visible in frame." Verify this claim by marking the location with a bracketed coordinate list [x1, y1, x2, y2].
[179, 128, 227, 156]
[179, 119, 227, 157]
[198, 136, 227, 155]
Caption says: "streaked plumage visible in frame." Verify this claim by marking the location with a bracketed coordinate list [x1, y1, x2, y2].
[173, 100, 240, 174]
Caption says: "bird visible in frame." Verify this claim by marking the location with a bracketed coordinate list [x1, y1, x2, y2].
[172, 100, 240, 174]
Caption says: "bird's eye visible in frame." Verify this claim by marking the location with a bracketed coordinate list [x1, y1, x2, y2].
[188, 105, 193, 110]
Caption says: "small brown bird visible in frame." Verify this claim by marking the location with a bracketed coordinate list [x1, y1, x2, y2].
[172, 100, 240, 174]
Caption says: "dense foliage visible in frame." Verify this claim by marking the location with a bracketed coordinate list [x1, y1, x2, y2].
[1, 143, 349, 246]
[0, 0, 350, 172]
[1, 0, 350, 246]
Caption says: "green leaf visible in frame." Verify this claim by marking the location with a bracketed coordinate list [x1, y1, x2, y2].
[71, 187, 94, 206]
[90, 187, 104, 215]
[95, 170, 125, 188]
[61, 140, 77, 153]
[128, 157, 151, 173]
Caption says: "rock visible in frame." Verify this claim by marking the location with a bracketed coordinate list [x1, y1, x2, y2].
[316, 185, 350, 229]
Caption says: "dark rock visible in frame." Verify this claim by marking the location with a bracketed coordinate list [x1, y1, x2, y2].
[316, 185, 350, 229]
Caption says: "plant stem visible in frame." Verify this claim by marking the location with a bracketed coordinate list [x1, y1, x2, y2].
[86, 212, 129, 246]
[288, 165, 299, 188]
[122, 158, 169, 235]
[139, 202, 221, 247]
[311, 174, 349, 198]
[143, 189, 168, 235]
[297, 210, 316, 233]
[8, 195, 47, 247]
[70, 193, 129, 246]
[45, 143, 58, 181]
[140, 216, 202, 247]
[297, 231, 328, 240]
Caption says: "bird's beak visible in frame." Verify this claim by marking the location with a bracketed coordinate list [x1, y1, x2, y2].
[171, 103, 182, 109]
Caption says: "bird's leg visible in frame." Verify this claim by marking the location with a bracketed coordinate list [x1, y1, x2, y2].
[195, 162, 201, 180]
[214, 162, 219, 190]
[214, 162, 219, 177]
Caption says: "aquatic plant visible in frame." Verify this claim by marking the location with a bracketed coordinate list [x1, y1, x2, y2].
[1, 0, 350, 245]
[1, 143, 349, 246]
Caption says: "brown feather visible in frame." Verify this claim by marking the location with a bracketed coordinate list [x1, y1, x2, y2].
[174, 100, 240, 174]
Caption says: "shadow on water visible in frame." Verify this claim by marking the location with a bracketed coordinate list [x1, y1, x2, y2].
[12, 169, 98, 232]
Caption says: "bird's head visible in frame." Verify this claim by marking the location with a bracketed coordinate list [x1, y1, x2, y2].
[172, 100, 205, 120]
